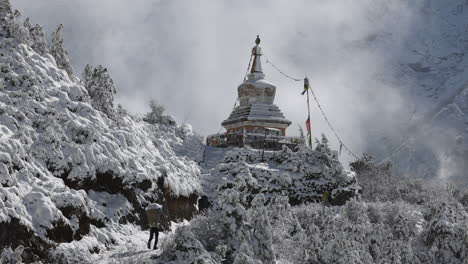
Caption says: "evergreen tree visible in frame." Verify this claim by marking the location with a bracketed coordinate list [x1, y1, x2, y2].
[50, 24, 73, 76]
[427, 202, 464, 264]
[82, 64, 117, 117]
[247, 194, 276, 263]
[143, 99, 176, 126]
[3, 9, 30, 44]
[29, 23, 48, 55]
[218, 189, 250, 242]
[298, 125, 306, 145]
[315, 133, 331, 155]
[0, 0, 12, 19]
[143, 99, 166, 124]
[23, 16, 31, 29]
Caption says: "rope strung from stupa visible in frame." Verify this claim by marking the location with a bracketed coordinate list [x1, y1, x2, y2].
[308, 88, 359, 160]
[217, 96, 239, 135]
[263, 54, 302, 82]
[264, 52, 360, 160]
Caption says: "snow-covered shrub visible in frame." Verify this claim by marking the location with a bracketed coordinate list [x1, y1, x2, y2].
[232, 243, 258, 264]
[143, 99, 175, 126]
[154, 226, 212, 264]
[214, 145, 359, 207]
[168, 191, 278, 263]
[173, 123, 205, 163]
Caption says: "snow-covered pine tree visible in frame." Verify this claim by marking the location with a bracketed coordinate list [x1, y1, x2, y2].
[315, 133, 331, 155]
[29, 22, 48, 55]
[298, 125, 306, 146]
[23, 16, 31, 29]
[0, 0, 11, 35]
[0, 0, 12, 18]
[4, 9, 30, 44]
[247, 194, 276, 263]
[82, 64, 116, 117]
[50, 24, 73, 76]
[426, 202, 464, 264]
[218, 189, 250, 241]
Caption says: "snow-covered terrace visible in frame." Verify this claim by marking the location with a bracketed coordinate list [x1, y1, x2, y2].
[206, 132, 303, 150]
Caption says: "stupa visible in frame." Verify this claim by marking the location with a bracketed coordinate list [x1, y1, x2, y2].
[221, 36, 292, 136]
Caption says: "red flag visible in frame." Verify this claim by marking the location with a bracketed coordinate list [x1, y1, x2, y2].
[305, 117, 312, 147]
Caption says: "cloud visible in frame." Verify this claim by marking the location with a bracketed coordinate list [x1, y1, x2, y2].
[12, 0, 423, 164]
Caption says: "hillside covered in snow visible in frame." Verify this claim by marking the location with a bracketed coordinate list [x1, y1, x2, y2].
[0, 1, 203, 262]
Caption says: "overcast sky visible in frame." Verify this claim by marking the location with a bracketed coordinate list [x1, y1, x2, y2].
[12, 0, 422, 163]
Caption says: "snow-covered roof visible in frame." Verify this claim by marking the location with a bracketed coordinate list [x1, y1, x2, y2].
[222, 103, 292, 127]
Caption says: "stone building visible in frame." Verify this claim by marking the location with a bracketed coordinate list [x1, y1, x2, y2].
[208, 36, 301, 149]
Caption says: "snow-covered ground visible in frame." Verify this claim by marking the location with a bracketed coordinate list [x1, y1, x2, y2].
[93, 221, 186, 264]
[97, 230, 159, 264]
[43, 221, 188, 263]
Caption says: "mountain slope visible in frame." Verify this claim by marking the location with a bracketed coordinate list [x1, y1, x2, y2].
[0, 2, 202, 262]
[358, 0, 468, 181]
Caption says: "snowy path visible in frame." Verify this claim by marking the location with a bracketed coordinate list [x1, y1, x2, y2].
[95, 229, 165, 264]
[93, 221, 189, 264]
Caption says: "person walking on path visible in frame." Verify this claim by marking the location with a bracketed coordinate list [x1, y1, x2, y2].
[146, 203, 162, 250]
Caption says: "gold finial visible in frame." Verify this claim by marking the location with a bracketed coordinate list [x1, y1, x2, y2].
[255, 35, 261, 45]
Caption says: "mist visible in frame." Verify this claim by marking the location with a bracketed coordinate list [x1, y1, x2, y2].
[12, 0, 427, 165]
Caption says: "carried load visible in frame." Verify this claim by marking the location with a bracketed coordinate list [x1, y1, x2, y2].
[145, 203, 162, 228]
